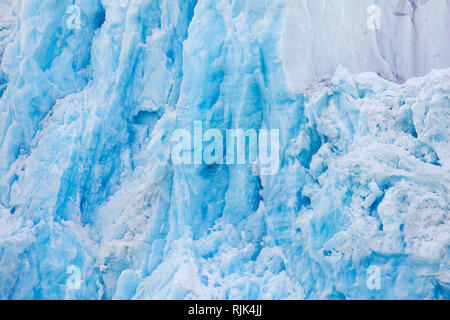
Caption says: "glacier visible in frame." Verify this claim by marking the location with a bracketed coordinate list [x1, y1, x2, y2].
[0, 0, 449, 300]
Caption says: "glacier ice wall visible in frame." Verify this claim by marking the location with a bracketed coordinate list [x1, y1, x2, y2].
[0, 0, 449, 299]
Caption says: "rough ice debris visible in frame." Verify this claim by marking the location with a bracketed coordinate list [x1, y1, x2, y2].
[0, 0, 449, 299]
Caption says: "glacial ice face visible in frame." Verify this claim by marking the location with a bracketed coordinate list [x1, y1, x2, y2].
[0, 0, 449, 299]
[282, 0, 450, 91]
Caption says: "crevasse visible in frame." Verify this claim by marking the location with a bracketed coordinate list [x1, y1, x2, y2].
[0, 0, 449, 299]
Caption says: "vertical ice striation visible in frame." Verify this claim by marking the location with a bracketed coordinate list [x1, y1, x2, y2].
[281, 0, 450, 91]
[0, 0, 449, 299]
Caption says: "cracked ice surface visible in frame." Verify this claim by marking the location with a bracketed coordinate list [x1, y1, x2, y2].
[0, 0, 449, 299]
